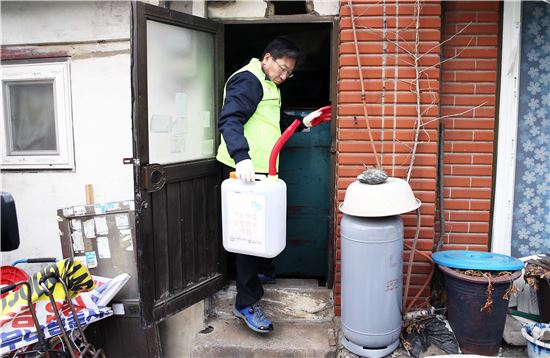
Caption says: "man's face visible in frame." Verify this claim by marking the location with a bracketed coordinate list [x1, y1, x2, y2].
[261, 53, 296, 85]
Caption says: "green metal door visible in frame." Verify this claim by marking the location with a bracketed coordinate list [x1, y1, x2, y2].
[276, 111, 331, 279]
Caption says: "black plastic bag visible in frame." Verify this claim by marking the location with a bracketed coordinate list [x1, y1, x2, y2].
[402, 315, 459, 357]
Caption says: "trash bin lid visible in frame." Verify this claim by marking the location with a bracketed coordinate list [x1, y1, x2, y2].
[432, 250, 524, 271]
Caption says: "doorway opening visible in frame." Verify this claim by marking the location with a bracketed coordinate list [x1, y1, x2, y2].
[223, 22, 333, 284]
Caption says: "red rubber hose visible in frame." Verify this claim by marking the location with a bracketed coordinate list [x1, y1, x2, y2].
[268, 119, 302, 176]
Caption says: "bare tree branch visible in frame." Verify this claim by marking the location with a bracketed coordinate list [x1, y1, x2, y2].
[419, 37, 474, 75]
[422, 102, 488, 126]
[418, 22, 473, 60]
[406, 0, 423, 183]
[348, 0, 382, 168]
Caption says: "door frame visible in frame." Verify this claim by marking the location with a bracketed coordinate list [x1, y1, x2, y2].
[492, 1, 521, 255]
[131, 2, 226, 327]
[221, 16, 338, 288]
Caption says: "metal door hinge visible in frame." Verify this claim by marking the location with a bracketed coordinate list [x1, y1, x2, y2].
[123, 158, 140, 166]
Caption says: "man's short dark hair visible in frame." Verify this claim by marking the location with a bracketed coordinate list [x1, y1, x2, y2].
[262, 36, 300, 62]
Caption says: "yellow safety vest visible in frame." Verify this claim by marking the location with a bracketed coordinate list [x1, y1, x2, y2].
[216, 58, 281, 173]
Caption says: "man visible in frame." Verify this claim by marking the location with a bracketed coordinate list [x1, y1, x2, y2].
[216, 36, 330, 333]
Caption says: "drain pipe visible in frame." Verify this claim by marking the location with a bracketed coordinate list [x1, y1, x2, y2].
[404, 125, 444, 312]
[403, 207, 421, 313]
[268, 119, 302, 178]
[435, 123, 445, 252]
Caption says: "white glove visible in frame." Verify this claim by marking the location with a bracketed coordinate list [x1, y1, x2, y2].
[302, 109, 322, 128]
[235, 159, 255, 182]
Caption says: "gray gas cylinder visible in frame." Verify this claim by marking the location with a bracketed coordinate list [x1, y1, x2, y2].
[340, 214, 403, 358]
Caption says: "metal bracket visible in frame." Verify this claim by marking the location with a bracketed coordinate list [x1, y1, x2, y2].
[142, 163, 166, 192]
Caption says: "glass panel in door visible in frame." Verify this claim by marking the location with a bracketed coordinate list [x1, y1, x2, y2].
[147, 20, 216, 164]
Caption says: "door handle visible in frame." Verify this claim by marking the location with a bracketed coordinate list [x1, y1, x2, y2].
[142, 163, 166, 192]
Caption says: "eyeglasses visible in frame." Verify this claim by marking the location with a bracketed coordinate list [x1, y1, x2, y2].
[272, 58, 294, 78]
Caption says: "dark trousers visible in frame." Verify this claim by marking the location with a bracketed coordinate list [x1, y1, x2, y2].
[235, 254, 274, 309]
[221, 164, 275, 309]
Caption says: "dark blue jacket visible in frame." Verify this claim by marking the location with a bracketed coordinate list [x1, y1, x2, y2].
[218, 71, 304, 164]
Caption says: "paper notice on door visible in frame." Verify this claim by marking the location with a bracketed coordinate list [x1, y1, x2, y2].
[70, 219, 82, 231]
[74, 206, 86, 216]
[75, 255, 87, 267]
[83, 219, 96, 239]
[226, 192, 266, 253]
[120, 229, 133, 251]
[202, 139, 214, 156]
[85, 251, 98, 268]
[94, 203, 106, 215]
[94, 216, 109, 235]
[175, 93, 187, 116]
[71, 231, 85, 252]
[203, 126, 214, 140]
[105, 202, 120, 212]
[115, 213, 129, 229]
[202, 111, 211, 127]
[170, 135, 185, 153]
[62, 207, 74, 217]
[112, 303, 125, 315]
[150, 114, 173, 133]
[172, 116, 187, 135]
[97, 237, 111, 259]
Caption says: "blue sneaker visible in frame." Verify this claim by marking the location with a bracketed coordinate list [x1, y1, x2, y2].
[258, 273, 276, 284]
[232, 302, 273, 333]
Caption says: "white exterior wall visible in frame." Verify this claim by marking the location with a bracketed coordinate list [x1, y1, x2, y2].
[313, 0, 339, 16]
[1, 2, 133, 266]
[207, 0, 338, 18]
[1, 3, 210, 353]
[207, 0, 267, 18]
[1, 2, 131, 45]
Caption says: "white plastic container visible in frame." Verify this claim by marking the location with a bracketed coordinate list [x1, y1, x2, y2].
[522, 323, 550, 358]
[221, 175, 286, 258]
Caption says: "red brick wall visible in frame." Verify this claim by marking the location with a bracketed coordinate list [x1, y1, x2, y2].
[439, 1, 500, 251]
[336, 0, 442, 315]
[334, 0, 501, 316]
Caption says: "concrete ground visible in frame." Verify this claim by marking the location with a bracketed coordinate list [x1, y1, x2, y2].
[333, 317, 528, 358]
[335, 342, 527, 358]
[190, 279, 529, 357]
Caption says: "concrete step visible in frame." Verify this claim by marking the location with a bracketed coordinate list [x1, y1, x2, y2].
[210, 279, 333, 322]
[190, 318, 337, 358]
[190, 279, 336, 357]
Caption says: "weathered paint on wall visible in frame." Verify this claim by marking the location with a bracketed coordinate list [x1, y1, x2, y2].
[313, 0, 339, 16]
[1, 2, 131, 45]
[206, 0, 338, 18]
[1, 2, 134, 266]
[159, 300, 205, 357]
[0, 1, 210, 346]
[207, 0, 267, 18]
[1, 52, 133, 266]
